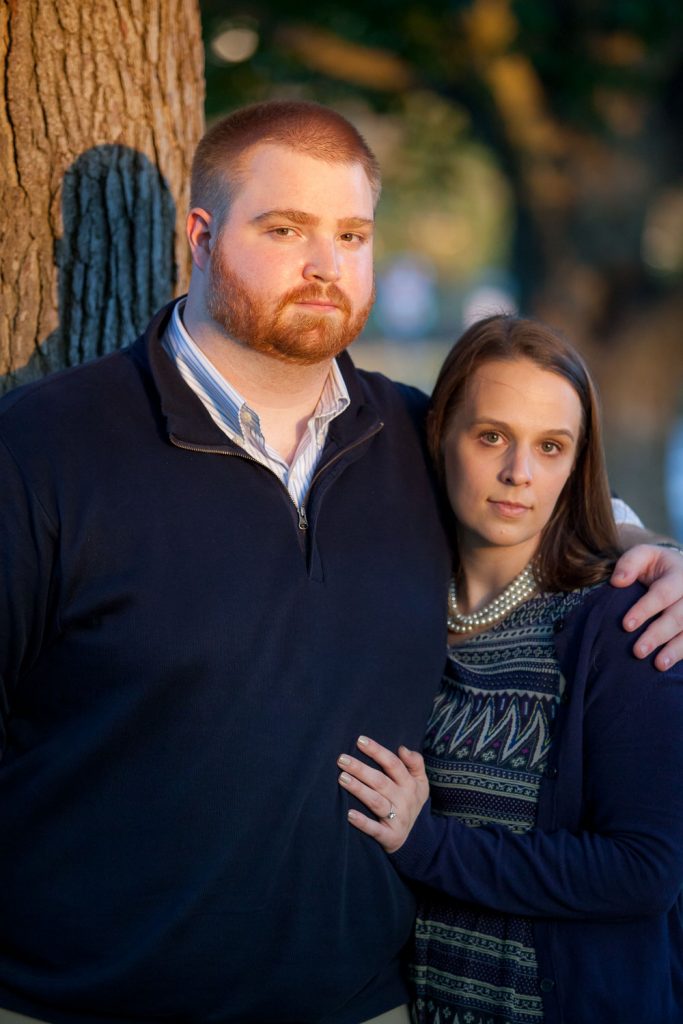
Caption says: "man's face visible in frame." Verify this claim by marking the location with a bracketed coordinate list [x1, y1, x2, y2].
[205, 144, 376, 364]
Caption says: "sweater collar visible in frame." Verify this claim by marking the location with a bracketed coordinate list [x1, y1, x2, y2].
[134, 298, 382, 450]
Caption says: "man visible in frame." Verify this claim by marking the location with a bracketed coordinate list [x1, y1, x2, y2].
[0, 101, 681, 1024]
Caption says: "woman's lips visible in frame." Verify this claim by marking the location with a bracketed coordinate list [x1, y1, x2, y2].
[489, 499, 531, 518]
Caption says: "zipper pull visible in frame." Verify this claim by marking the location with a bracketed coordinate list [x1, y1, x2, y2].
[297, 506, 309, 531]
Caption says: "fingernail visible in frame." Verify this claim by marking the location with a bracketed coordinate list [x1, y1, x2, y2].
[337, 754, 350, 766]
[625, 617, 637, 631]
[357, 735, 369, 746]
[347, 809, 359, 821]
[339, 772, 352, 785]
[636, 642, 650, 657]
[660, 656, 672, 670]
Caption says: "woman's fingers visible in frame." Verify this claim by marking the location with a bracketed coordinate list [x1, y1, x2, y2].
[346, 808, 389, 844]
[355, 734, 408, 781]
[336, 752, 394, 793]
[337, 738, 426, 855]
[398, 744, 426, 776]
[338, 766, 395, 820]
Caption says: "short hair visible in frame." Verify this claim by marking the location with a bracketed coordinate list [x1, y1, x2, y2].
[190, 100, 382, 227]
[427, 314, 620, 591]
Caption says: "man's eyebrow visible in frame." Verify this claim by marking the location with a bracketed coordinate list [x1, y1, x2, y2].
[251, 210, 374, 230]
[251, 209, 319, 226]
[338, 217, 374, 230]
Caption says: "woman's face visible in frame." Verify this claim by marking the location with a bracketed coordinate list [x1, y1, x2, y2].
[442, 357, 583, 562]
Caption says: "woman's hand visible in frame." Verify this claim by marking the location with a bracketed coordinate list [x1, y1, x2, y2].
[337, 735, 430, 853]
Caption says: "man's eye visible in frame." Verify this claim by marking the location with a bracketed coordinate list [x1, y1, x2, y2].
[270, 227, 296, 237]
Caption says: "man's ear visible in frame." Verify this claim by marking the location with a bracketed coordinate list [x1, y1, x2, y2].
[186, 208, 214, 271]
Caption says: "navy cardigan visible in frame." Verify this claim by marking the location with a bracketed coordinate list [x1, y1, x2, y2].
[391, 581, 683, 1024]
[0, 302, 451, 1023]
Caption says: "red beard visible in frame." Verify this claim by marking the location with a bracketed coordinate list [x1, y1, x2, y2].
[206, 246, 374, 365]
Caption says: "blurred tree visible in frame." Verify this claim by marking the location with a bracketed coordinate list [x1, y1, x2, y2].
[0, 0, 204, 392]
[200, 0, 682, 314]
[200, 0, 683, 530]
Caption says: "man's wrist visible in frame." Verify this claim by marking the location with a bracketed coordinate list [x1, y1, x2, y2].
[657, 542, 683, 556]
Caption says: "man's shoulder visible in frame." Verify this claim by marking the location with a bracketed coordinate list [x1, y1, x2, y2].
[341, 352, 429, 426]
[0, 343, 148, 463]
[1, 344, 142, 421]
[0, 301, 177, 435]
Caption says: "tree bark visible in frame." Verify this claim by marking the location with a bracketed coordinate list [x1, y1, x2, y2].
[0, 0, 204, 392]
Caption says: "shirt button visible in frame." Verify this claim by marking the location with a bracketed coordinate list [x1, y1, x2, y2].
[540, 978, 555, 992]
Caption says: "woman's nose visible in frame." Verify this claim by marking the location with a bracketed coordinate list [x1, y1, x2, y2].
[500, 447, 532, 485]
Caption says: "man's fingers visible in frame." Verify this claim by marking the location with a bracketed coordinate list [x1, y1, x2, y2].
[611, 543, 660, 587]
[621, 586, 676, 633]
[653, 636, 683, 672]
[612, 544, 682, 594]
[611, 558, 639, 587]
[631, 601, 683, 669]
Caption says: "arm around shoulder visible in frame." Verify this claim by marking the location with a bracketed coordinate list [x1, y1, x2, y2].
[390, 584, 683, 920]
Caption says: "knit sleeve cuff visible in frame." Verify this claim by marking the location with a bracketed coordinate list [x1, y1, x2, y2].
[388, 799, 449, 882]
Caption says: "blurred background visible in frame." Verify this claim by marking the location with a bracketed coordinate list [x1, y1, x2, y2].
[199, 0, 683, 537]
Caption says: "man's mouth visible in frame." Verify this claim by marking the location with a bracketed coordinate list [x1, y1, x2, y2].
[294, 299, 341, 312]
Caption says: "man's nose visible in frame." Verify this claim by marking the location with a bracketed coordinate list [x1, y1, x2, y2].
[302, 239, 341, 283]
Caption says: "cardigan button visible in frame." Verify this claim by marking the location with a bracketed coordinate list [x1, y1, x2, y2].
[544, 766, 558, 779]
[553, 619, 565, 633]
[540, 978, 555, 992]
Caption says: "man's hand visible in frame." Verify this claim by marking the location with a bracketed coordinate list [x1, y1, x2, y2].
[611, 544, 683, 670]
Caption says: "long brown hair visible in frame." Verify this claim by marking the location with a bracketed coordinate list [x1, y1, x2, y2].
[427, 314, 620, 591]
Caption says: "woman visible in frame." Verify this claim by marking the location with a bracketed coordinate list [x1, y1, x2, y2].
[336, 315, 683, 1024]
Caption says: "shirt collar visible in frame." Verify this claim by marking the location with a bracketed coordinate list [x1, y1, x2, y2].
[163, 298, 350, 436]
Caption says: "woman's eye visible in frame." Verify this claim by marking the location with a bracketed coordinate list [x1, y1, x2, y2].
[481, 431, 501, 445]
[541, 441, 561, 454]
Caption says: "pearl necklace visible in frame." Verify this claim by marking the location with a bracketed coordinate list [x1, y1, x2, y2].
[447, 564, 537, 633]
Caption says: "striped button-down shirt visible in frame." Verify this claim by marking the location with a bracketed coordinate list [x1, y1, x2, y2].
[162, 300, 350, 508]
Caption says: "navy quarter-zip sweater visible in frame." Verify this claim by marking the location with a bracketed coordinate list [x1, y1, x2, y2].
[0, 301, 451, 1024]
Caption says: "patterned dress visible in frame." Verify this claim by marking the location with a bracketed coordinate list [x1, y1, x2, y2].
[411, 588, 592, 1024]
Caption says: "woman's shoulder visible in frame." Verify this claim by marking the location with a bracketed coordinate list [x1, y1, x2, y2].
[558, 578, 683, 693]
[560, 578, 647, 637]
[551, 579, 644, 679]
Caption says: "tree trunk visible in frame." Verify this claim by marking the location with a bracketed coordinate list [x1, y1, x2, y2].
[0, 0, 204, 392]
